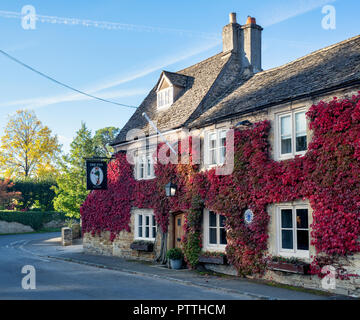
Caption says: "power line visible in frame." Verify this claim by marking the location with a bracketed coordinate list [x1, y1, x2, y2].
[0, 48, 138, 109]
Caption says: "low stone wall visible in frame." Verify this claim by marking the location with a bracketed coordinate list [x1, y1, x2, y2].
[202, 258, 360, 297]
[83, 214, 161, 261]
[0, 221, 34, 234]
[43, 220, 65, 229]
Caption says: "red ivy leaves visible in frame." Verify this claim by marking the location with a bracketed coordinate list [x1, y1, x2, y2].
[81, 93, 360, 277]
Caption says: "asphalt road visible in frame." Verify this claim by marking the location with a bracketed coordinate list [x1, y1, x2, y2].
[0, 233, 254, 300]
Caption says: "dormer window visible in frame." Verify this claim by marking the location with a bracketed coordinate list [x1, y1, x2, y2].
[157, 87, 173, 109]
[156, 71, 188, 110]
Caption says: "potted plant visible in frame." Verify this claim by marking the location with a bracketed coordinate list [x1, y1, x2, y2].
[166, 248, 183, 269]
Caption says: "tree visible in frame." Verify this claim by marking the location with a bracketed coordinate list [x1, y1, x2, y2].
[0, 179, 21, 209]
[0, 110, 61, 179]
[53, 123, 97, 218]
[93, 127, 120, 158]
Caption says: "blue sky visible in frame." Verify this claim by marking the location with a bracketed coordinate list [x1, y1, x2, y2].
[0, 0, 359, 153]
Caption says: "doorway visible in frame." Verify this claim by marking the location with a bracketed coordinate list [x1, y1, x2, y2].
[174, 212, 185, 249]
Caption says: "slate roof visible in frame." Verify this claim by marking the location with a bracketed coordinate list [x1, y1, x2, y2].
[161, 71, 189, 88]
[113, 34, 360, 145]
[187, 35, 360, 128]
[113, 52, 242, 145]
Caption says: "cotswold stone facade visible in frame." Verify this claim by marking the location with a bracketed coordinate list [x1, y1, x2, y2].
[84, 209, 162, 261]
[82, 13, 360, 296]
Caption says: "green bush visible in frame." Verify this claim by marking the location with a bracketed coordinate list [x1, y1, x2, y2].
[10, 179, 57, 211]
[0, 210, 66, 231]
[166, 248, 183, 260]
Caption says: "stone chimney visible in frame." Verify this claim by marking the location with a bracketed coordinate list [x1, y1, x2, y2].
[222, 13, 263, 73]
[241, 16, 263, 73]
[222, 13, 243, 54]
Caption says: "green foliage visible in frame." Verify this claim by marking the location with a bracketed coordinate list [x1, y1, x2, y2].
[182, 197, 203, 268]
[11, 178, 57, 211]
[93, 127, 120, 158]
[53, 123, 97, 219]
[0, 109, 61, 179]
[166, 248, 183, 260]
[183, 232, 202, 267]
[0, 210, 65, 230]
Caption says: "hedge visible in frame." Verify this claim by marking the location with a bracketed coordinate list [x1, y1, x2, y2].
[10, 179, 57, 211]
[0, 211, 66, 231]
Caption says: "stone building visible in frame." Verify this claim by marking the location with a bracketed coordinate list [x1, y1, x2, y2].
[82, 13, 360, 296]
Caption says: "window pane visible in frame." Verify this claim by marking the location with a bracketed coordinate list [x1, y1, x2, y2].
[295, 112, 306, 134]
[220, 228, 227, 245]
[152, 215, 156, 226]
[138, 215, 143, 238]
[296, 135, 307, 152]
[280, 115, 292, 154]
[146, 216, 150, 226]
[209, 228, 217, 244]
[220, 215, 226, 228]
[140, 161, 144, 178]
[281, 115, 291, 137]
[209, 211, 216, 227]
[297, 230, 309, 250]
[209, 133, 217, 148]
[281, 209, 293, 228]
[281, 138, 292, 154]
[210, 150, 217, 164]
[220, 131, 226, 164]
[145, 227, 149, 238]
[281, 230, 293, 249]
[147, 159, 151, 176]
[152, 227, 156, 238]
[296, 209, 308, 229]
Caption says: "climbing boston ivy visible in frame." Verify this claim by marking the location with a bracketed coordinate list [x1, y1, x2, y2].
[81, 93, 360, 279]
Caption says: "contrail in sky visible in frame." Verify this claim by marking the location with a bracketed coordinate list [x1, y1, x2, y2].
[0, 10, 219, 40]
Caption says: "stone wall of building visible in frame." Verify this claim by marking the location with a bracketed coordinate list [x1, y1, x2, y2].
[83, 210, 161, 261]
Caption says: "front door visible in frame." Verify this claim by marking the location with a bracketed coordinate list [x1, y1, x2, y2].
[174, 213, 185, 249]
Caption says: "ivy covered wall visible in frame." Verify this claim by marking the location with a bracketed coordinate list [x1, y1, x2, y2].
[81, 93, 360, 278]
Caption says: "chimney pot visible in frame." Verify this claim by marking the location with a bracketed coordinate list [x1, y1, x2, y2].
[246, 16, 257, 25]
[229, 12, 237, 24]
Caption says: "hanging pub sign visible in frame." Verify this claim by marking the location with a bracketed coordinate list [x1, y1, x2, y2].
[86, 160, 107, 190]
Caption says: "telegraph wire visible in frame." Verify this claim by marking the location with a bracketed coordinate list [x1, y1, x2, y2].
[0, 48, 138, 109]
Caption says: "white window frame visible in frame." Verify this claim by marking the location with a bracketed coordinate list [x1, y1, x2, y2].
[275, 108, 308, 160]
[203, 209, 227, 252]
[134, 153, 155, 180]
[204, 129, 228, 167]
[157, 87, 174, 110]
[134, 210, 157, 241]
[276, 204, 310, 259]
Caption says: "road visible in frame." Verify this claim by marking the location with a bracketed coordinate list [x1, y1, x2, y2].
[0, 233, 254, 300]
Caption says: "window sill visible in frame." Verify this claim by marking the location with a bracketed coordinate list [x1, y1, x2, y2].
[276, 151, 307, 161]
[135, 176, 156, 181]
[203, 244, 226, 252]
